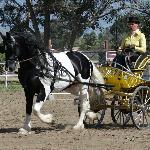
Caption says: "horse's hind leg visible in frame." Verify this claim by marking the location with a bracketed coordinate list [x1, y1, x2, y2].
[33, 85, 54, 124]
[73, 82, 90, 130]
[19, 89, 34, 134]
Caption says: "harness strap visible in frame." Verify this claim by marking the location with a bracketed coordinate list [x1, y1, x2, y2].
[47, 51, 78, 80]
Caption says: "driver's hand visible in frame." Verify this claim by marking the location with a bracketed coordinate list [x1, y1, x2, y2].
[124, 45, 135, 53]
[116, 49, 122, 55]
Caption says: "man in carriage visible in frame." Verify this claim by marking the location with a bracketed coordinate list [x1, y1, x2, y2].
[112, 16, 147, 70]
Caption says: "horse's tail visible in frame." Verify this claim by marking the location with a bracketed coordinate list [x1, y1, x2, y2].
[91, 63, 105, 91]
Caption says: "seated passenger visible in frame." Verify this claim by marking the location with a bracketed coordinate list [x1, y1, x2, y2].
[112, 16, 147, 70]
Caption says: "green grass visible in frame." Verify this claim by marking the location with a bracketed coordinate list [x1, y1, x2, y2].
[0, 81, 23, 91]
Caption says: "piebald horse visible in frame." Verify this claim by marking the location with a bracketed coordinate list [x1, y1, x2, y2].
[0, 32, 105, 134]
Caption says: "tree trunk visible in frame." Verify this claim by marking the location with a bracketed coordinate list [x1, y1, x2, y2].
[68, 29, 77, 51]
[43, 1, 51, 51]
[26, 0, 42, 45]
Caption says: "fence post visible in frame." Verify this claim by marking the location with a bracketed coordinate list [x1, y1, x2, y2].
[5, 71, 8, 88]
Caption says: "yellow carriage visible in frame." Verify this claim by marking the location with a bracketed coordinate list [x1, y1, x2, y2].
[86, 54, 150, 129]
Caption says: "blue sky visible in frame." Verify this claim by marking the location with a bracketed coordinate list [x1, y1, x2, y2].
[0, 0, 25, 33]
[16, 0, 24, 5]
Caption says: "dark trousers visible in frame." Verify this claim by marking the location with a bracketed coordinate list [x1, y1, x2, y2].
[112, 51, 140, 70]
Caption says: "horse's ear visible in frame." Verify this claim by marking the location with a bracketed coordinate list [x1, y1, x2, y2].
[6, 32, 11, 39]
[0, 32, 5, 40]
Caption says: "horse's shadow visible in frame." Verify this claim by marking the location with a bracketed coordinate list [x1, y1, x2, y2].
[0, 123, 67, 134]
[0, 123, 135, 134]
[33, 123, 67, 134]
[85, 123, 135, 130]
[0, 128, 18, 133]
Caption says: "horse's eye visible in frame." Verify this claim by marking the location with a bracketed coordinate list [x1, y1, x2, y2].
[15, 42, 19, 46]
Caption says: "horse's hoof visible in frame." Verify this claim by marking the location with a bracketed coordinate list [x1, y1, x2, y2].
[18, 128, 31, 135]
[44, 114, 54, 124]
[86, 111, 98, 122]
[73, 124, 84, 130]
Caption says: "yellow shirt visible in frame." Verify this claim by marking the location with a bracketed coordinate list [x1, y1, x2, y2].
[120, 29, 146, 53]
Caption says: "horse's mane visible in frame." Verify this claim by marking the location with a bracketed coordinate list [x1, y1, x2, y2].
[13, 32, 59, 74]
[14, 32, 43, 52]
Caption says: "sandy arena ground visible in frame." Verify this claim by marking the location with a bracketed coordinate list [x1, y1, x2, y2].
[1, 91, 150, 150]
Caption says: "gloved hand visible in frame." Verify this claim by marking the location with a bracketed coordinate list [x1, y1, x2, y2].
[129, 44, 135, 49]
[124, 45, 135, 53]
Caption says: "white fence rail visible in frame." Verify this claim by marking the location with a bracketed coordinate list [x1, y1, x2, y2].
[0, 63, 18, 88]
[0, 71, 18, 88]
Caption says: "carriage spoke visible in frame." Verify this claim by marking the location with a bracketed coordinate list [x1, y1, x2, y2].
[122, 113, 125, 124]
[144, 112, 148, 125]
[138, 91, 143, 104]
[144, 90, 149, 104]
[142, 112, 145, 127]
[144, 109, 150, 127]
[114, 110, 120, 119]
[111, 99, 130, 126]
[133, 111, 142, 126]
[131, 86, 150, 129]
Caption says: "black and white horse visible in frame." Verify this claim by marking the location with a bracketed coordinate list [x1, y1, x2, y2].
[1, 32, 105, 134]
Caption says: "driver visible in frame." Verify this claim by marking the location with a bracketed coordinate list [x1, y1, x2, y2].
[113, 16, 146, 70]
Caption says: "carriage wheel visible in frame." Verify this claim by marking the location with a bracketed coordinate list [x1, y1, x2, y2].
[79, 99, 106, 128]
[111, 95, 130, 126]
[94, 99, 106, 126]
[83, 101, 106, 128]
[77, 87, 106, 128]
[97, 102, 106, 125]
[131, 86, 150, 129]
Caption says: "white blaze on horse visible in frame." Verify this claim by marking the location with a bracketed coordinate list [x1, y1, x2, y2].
[0, 32, 105, 134]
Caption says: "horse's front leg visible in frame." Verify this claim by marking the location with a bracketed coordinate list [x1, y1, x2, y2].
[19, 89, 34, 134]
[73, 84, 90, 130]
[33, 85, 54, 124]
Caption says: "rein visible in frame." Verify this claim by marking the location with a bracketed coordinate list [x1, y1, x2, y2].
[45, 75, 113, 90]
[16, 50, 78, 83]
[12, 50, 112, 90]
[43, 52, 79, 90]
[18, 57, 35, 63]
[39, 52, 112, 90]
[50, 53, 78, 80]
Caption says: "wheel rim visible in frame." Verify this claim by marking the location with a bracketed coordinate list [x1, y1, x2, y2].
[97, 107, 106, 125]
[111, 97, 130, 126]
[84, 87, 106, 127]
[131, 86, 150, 129]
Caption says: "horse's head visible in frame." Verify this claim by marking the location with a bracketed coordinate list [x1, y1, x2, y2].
[0, 32, 18, 72]
[0, 32, 40, 72]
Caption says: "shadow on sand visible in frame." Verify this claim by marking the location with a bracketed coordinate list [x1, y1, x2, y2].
[84, 122, 135, 130]
[0, 122, 136, 134]
[0, 123, 67, 134]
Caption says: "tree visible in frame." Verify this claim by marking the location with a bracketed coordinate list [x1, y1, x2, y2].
[55, 0, 124, 50]
[109, 16, 129, 49]
[79, 32, 99, 51]
[0, 0, 28, 31]
[0, 0, 129, 50]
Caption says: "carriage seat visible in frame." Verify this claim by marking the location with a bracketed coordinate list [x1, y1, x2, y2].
[129, 51, 150, 78]
[131, 51, 150, 71]
[110, 51, 150, 74]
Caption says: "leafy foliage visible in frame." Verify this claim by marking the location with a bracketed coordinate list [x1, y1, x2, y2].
[0, 0, 124, 50]
[0, 0, 150, 50]
[79, 32, 99, 51]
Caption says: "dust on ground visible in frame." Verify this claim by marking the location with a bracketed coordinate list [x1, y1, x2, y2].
[0, 91, 150, 150]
